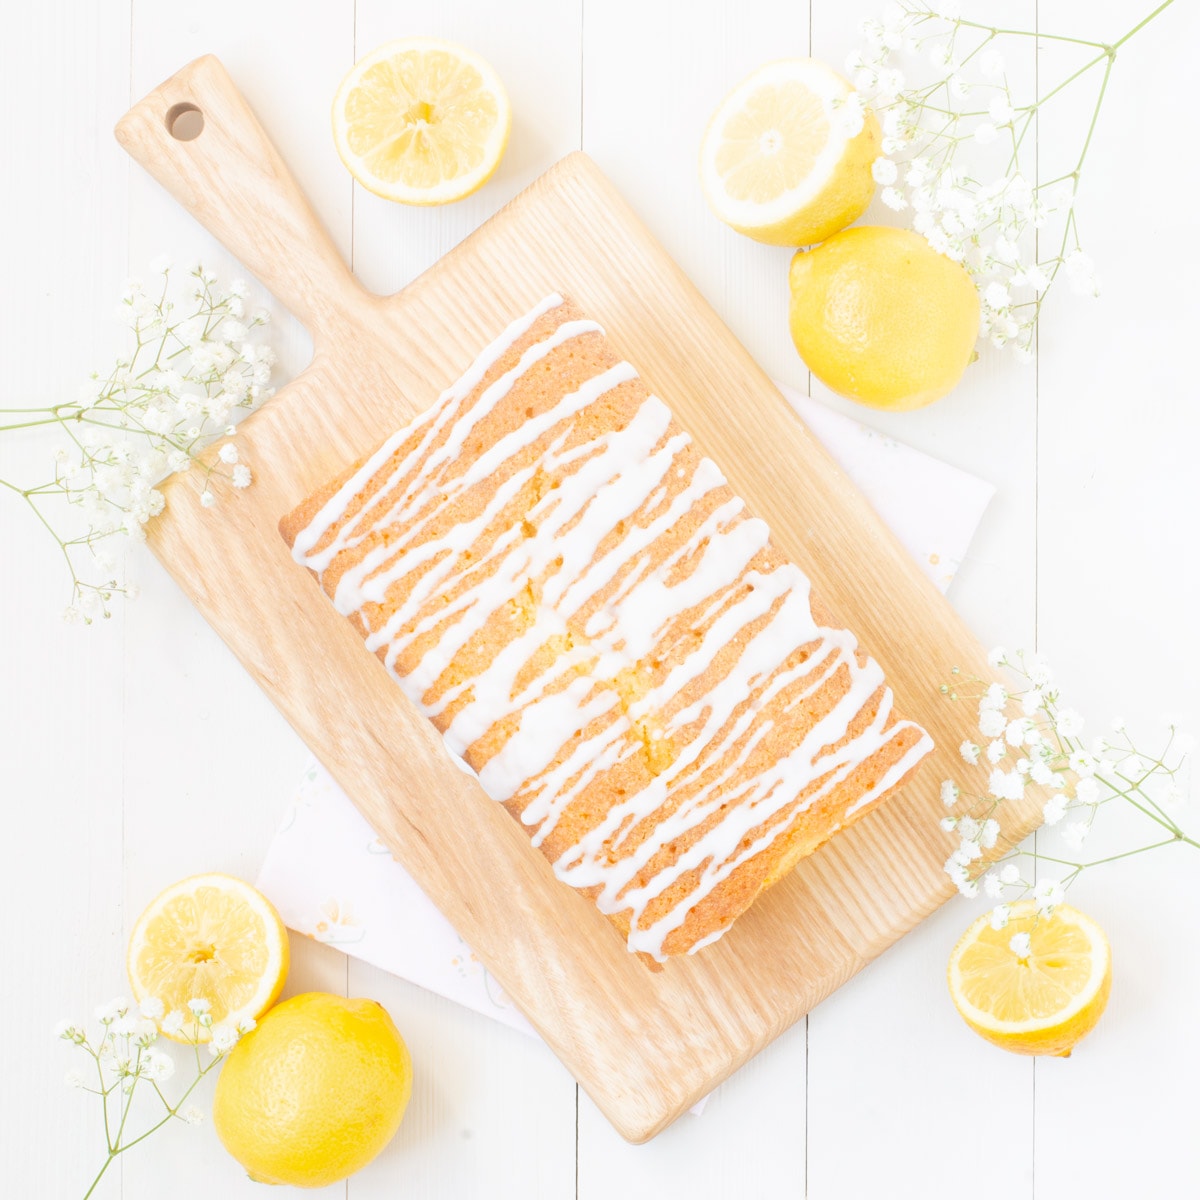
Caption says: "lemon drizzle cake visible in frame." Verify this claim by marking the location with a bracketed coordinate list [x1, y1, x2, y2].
[281, 293, 933, 962]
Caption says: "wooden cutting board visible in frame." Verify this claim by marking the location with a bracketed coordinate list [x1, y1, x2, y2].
[116, 55, 1042, 1142]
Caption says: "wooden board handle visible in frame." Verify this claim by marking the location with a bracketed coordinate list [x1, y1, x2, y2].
[115, 55, 361, 336]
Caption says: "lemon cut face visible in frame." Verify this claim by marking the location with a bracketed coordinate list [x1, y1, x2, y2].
[127, 873, 288, 1041]
[333, 38, 511, 205]
[700, 58, 880, 246]
[948, 901, 1112, 1057]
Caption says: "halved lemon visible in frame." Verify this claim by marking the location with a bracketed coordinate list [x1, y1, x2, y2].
[948, 901, 1112, 1057]
[127, 873, 289, 1042]
[700, 58, 880, 246]
[332, 38, 511, 205]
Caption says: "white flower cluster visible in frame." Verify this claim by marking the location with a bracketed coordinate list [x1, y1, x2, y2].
[2, 260, 275, 624]
[55, 992, 253, 1190]
[940, 648, 1193, 949]
[847, 2, 1115, 359]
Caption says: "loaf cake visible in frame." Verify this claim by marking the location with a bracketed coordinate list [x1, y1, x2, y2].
[280, 293, 933, 962]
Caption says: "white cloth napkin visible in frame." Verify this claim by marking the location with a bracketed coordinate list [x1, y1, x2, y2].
[256, 384, 994, 1109]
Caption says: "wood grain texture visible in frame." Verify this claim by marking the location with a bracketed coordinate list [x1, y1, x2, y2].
[113, 54, 1044, 1141]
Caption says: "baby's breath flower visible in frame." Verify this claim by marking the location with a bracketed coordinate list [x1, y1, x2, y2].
[941, 643, 1195, 930]
[57, 1000, 226, 1192]
[987, 97, 1016, 127]
[973, 121, 998, 146]
[979, 709, 1006, 739]
[1070, 748, 1099, 777]
[1009, 931, 1032, 960]
[979, 819, 1000, 850]
[989, 903, 1011, 929]
[1005, 718, 1029, 748]
[845, 3, 1169, 360]
[1032, 879, 1064, 916]
[988, 768, 1023, 802]
[1056, 709, 1085, 739]
[94, 998, 128, 1025]
[208, 1023, 240, 1058]
[138, 996, 165, 1022]
[144, 1050, 175, 1082]
[872, 156, 899, 185]
[112, 1015, 138, 1039]
[161, 1010, 186, 1038]
[1061, 822, 1090, 850]
[1, 261, 275, 620]
[1123, 754, 1147, 779]
[1042, 795, 1068, 826]
[1026, 657, 1054, 688]
[940, 780, 960, 807]
[1030, 760, 1055, 787]
[231, 464, 252, 489]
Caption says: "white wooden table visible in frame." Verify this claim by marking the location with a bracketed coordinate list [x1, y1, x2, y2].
[4, 0, 1197, 1195]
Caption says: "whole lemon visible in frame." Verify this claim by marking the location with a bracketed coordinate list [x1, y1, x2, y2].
[213, 992, 412, 1187]
[788, 225, 980, 410]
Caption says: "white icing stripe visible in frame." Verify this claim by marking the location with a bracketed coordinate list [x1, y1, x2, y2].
[294, 292, 569, 571]
[291, 293, 933, 961]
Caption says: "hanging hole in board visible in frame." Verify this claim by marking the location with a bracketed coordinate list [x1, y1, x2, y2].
[165, 102, 204, 141]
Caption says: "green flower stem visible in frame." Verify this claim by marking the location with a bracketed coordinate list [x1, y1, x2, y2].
[952, 19, 1108, 50]
[1102, 774, 1183, 838]
[1018, 837, 1184, 871]
[1113, 0, 1177, 50]
[3, 481, 83, 591]
[78, 1022, 226, 1200]
[115, 1060, 218, 1155]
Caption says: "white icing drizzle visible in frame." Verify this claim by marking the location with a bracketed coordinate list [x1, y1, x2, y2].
[292, 295, 934, 960]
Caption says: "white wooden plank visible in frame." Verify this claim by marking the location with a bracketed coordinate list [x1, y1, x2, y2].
[0, 2, 130, 1196]
[577, 1020, 809, 1199]
[805, 2, 1037, 1196]
[120, 3, 354, 1197]
[581, 0, 813, 389]
[8, 1, 1199, 1197]
[576, 0, 809, 1187]
[347, 2, 582, 1195]
[1034, 1, 1200, 1194]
